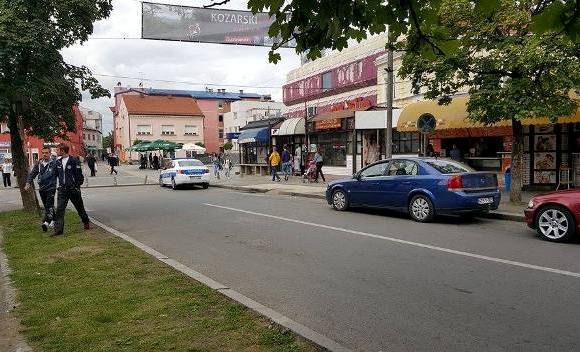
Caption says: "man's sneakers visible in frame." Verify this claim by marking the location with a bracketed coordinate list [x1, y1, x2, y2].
[84, 222, 91, 230]
[41, 222, 48, 232]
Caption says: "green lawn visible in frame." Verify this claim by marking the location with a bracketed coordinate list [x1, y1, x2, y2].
[0, 210, 319, 352]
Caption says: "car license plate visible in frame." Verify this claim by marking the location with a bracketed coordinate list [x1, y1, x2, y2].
[478, 197, 494, 205]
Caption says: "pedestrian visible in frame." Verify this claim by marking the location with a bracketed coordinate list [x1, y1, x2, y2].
[153, 153, 159, 170]
[224, 157, 232, 179]
[281, 145, 292, 182]
[450, 144, 461, 161]
[314, 150, 325, 183]
[109, 153, 119, 175]
[148, 153, 153, 169]
[1, 158, 12, 187]
[52, 143, 90, 237]
[212, 153, 221, 179]
[426, 143, 435, 157]
[269, 147, 281, 182]
[294, 146, 302, 176]
[25, 147, 57, 232]
[87, 153, 97, 176]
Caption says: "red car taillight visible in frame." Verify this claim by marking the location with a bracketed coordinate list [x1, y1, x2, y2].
[447, 175, 463, 191]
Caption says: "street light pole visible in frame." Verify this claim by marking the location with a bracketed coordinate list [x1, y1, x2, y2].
[385, 33, 394, 159]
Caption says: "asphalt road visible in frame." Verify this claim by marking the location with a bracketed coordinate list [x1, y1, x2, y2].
[11, 186, 580, 351]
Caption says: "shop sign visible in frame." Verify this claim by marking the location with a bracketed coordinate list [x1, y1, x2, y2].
[271, 128, 279, 136]
[330, 97, 372, 112]
[315, 118, 342, 130]
[226, 132, 241, 140]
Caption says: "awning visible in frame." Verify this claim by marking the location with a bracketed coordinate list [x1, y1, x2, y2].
[311, 109, 357, 122]
[238, 127, 269, 144]
[276, 117, 306, 136]
[397, 96, 580, 132]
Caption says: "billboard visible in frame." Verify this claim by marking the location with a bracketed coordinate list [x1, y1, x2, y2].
[142, 2, 296, 48]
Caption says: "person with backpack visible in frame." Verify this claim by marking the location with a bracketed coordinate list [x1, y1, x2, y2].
[281, 145, 292, 182]
[25, 147, 58, 232]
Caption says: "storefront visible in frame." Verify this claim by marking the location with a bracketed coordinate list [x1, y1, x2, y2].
[307, 109, 356, 173]
[397, 96, 580, 189]
[271, 117, 306, 174]
[238, 117, 284, 175]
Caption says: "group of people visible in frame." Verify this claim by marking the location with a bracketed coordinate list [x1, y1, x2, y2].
[268, 145, 325, 183]
[24, 144, 90, 237]
[139, 153, 161, 170]
[211, 153, 233, 179]
[83, 152, 120, 176]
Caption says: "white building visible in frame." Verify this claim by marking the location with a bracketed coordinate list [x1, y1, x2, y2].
[81, 108, 104, 157]
[223, 100, 286, 152]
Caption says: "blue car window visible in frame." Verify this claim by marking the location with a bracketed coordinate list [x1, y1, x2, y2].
[361, 162, 388, 178]
[426, 160, 473, 174]
[387, 160, 419, 176]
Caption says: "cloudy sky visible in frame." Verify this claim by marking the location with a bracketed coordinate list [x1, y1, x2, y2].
[62, 0, 301, 134]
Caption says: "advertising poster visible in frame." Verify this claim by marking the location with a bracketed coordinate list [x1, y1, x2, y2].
[534, 135, 556, 151]
[142, 2, 296, 47]
[535, 171, 556, 184]
[362, 131, 380, 166]
[534, 152, 556, 170]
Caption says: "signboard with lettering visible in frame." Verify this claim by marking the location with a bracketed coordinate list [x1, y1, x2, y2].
[142, 2, 296, 47]
[315, 118, 342, 131]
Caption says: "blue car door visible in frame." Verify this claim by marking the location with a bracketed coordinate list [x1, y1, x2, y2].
[382, 160, 420, 208]
[349, 161, 389, 207]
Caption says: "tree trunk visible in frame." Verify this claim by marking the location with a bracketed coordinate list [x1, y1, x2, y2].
[8, 108, 38, 212]
[510, 119, 523, 203]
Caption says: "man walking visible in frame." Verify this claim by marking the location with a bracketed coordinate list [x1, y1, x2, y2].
[269, 147, 281, 182]
[108, 153, 119, 175]
[281, 145, 292, 182]
[87, 153, 97, 177]
[314, 150, 325, 183]
[1, 158, 12, 187]
[25, 147, 57, 232]
[52, 144, 90, 236]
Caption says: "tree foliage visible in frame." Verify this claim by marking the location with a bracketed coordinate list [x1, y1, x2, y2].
[222, 141, 233, 151]
[245, 0, 579, 63]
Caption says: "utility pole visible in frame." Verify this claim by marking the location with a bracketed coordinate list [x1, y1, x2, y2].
[385, 33, 394, 159]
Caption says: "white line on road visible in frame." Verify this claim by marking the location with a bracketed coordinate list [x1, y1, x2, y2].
[204, 203, 580, 279]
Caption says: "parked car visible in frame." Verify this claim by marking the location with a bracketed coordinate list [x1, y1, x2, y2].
[159, 158, 210, 190]
[325, 158, 500, 222]
[524, 189, 580, 242]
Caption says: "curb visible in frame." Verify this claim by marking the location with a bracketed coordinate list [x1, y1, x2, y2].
[90, 218, 351, 352]
[479, 211, 525, 222]
[83, 183, 158, 189]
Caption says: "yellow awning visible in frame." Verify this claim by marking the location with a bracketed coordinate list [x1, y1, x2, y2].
[396, 96, 580, 132]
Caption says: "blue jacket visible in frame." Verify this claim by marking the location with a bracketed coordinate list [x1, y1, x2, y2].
[56, 156, 84, 189]
[281, 150, 291, 163]
[26, 159, 58, 192]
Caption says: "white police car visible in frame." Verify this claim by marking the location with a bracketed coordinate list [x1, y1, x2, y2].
[159, 158, 210, 190]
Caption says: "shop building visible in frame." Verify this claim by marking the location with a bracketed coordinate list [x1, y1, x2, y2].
[238, 116, 284, 175]
[223, 100, 286, 153]
[281, 35, 388, 176]
[81, 108, 104, 158]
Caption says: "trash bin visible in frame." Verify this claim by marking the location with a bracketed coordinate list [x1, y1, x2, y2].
[504, 167, 511, 192]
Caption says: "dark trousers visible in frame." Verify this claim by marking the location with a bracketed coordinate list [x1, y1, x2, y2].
[39, 189, 55, 223]
[271, 166, 280, 181]
[54, 187, 89, 233]
[315, 162, 325, 182]
[89, 166, 96, 177]
[2, 173, 10, 187]
[110, 166, 117, 175]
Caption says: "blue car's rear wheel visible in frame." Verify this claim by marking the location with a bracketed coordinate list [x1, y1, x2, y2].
[409, 195, 434, 222]
[331, 189, 349, 211]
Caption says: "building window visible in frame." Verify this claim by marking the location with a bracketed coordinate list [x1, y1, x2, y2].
[161, 125, 175, 135]
[218, 128, 224, 139]
[83, 133, 86, 140]
[322, 72, 332, 92]
[392, 131, 421, 154]
[218, 101, 224, 110]
[218, 114, 224, 122]
[136, 125, 152, 135]
[184, 125, 199, 136]
[233, 112, 238, 120]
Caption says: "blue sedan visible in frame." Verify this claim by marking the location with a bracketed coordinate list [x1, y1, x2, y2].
[325, 158, 500, 222]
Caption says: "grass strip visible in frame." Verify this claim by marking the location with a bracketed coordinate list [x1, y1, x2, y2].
[0, 210, 319, 352]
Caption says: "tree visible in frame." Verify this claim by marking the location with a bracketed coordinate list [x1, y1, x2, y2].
[398, 0, 579, 202]
[0, 1, 113, 211]
[133, 139, 143, 146]
[102, 132, 113, 150]
[195, 142, 206, 148]
[222, 141, 233, 151]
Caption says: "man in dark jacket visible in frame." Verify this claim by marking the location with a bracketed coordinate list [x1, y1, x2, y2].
[108, 153, 119, 175]
[52, 143, 90, 237]
[25, 147, 58, 232]
[86, 153, 97, 176]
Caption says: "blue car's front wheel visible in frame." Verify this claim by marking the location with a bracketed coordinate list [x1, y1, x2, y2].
[331, 189, 349, 211]
[409, 194, 435, 222]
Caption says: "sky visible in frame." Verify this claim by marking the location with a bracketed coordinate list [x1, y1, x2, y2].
[61, 0, 301, 134]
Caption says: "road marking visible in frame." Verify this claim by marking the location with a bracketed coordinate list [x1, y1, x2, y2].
[204, 203, 580, 279]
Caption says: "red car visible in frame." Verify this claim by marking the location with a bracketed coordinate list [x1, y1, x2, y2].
[525, 189, 580, 242]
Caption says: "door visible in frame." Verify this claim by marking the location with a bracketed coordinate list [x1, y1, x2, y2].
[383, 160, 420, 208]
[349, 161, 390, 207]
